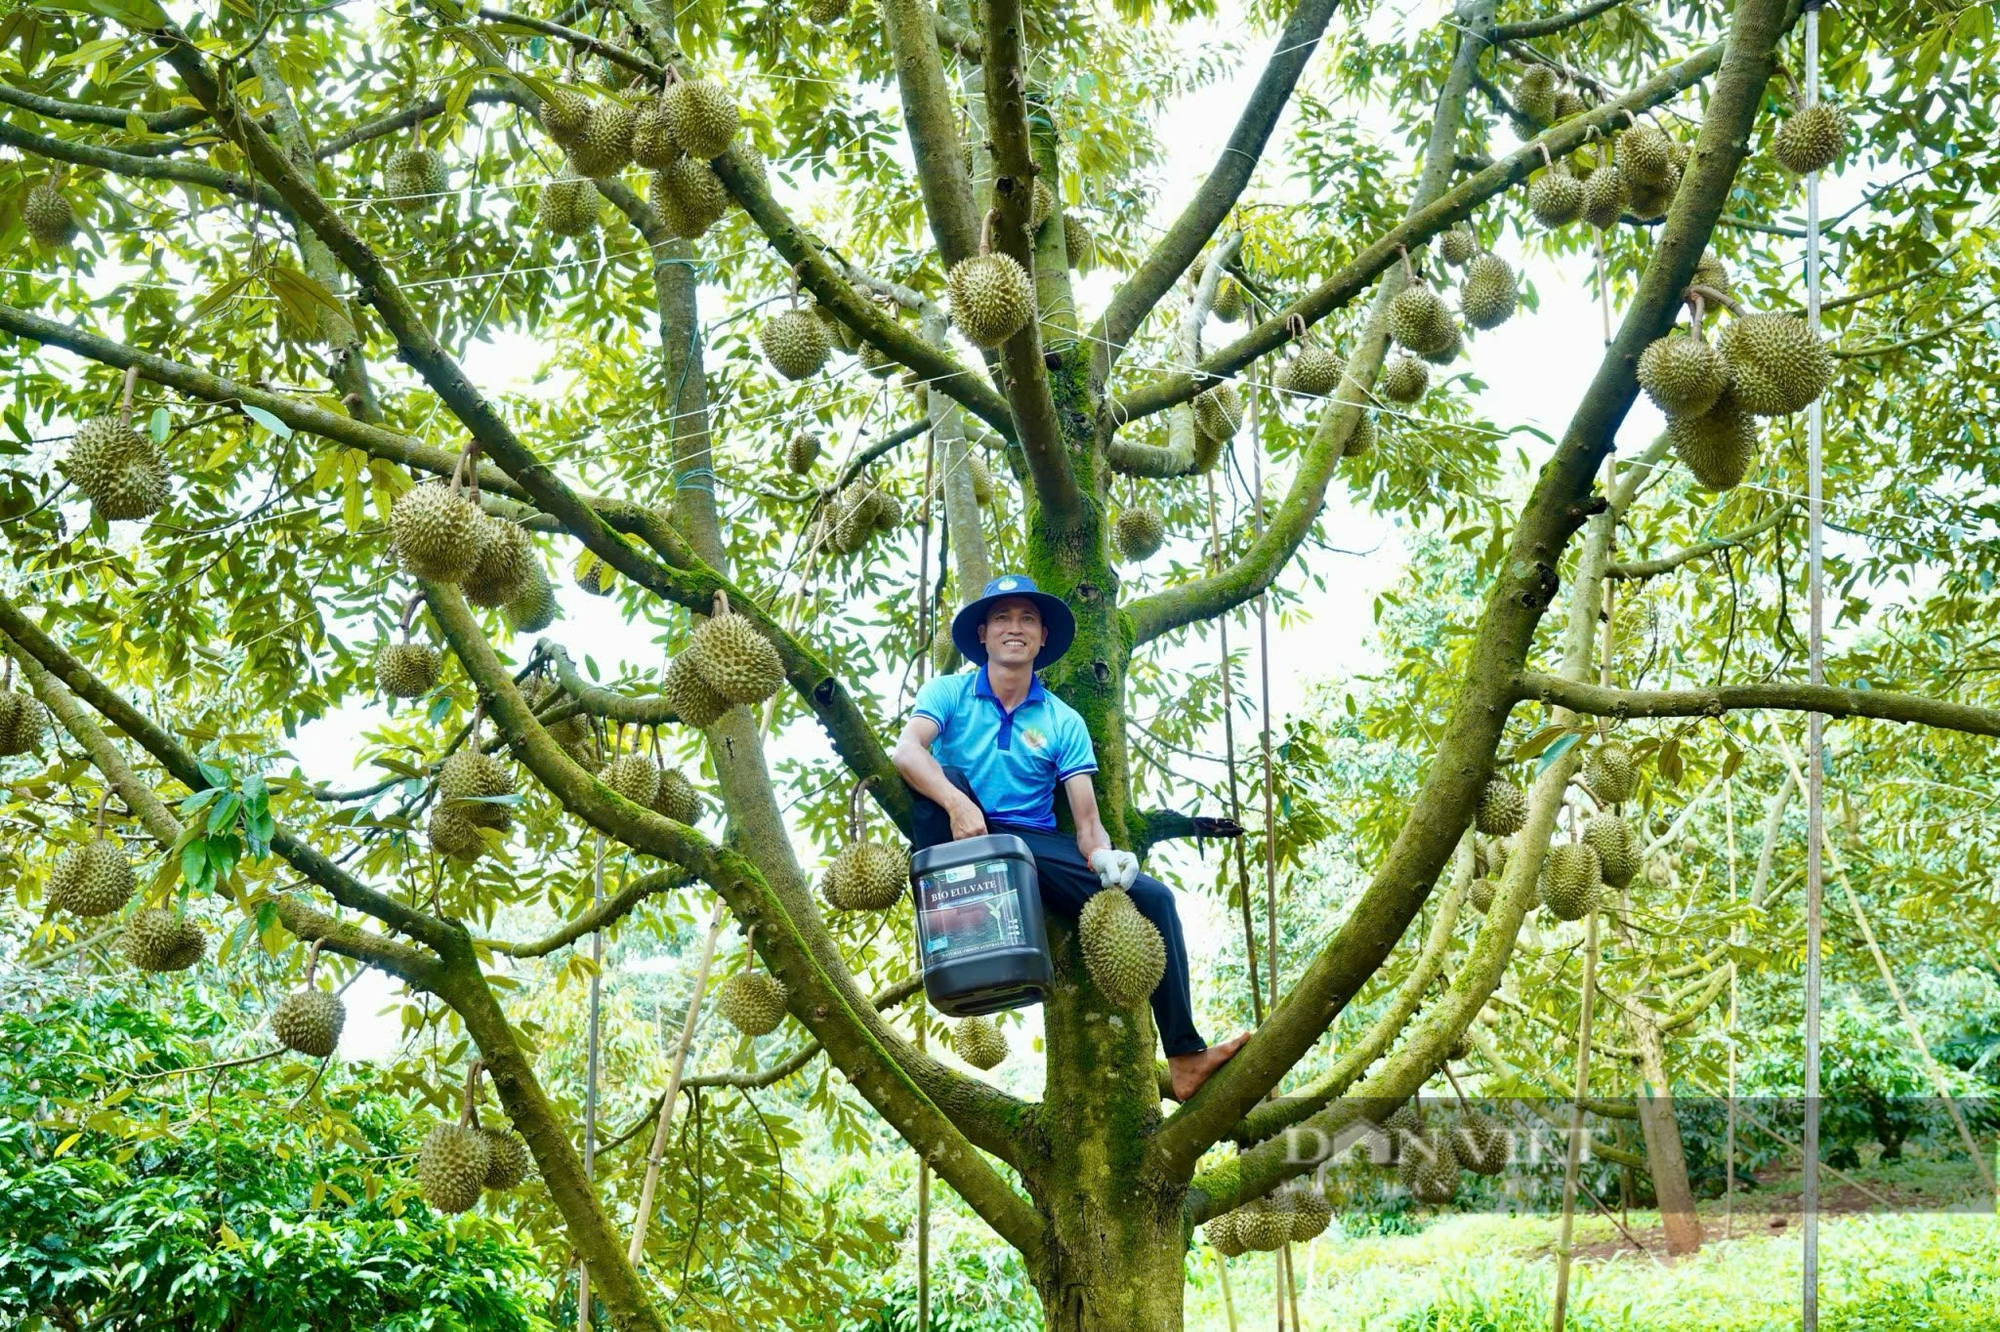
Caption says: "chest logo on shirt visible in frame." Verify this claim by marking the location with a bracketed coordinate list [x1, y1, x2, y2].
[1019, 726, 1049, 752]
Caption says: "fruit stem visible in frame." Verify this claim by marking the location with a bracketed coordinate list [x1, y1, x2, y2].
[400, 591, 424, 635]
[1396, 244, 1413, 283]
[118, 365, 139, 428]
[712, 588, 730, 618]
[303, 937, 323, 987]
[848, 774, 876, 843]
[461, 1059, 485, 1128]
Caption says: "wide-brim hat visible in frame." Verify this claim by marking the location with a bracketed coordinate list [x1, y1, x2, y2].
[951, 574, 1076, 669]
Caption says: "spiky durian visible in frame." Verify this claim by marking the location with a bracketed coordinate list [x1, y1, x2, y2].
[1439, 227, 1478, 267]
[1469, 877, 1498, 912]
[630, 98, 678, 169]
[1193, 382, 1243, 442]
[1114, 507, 1165, 562]
[1079, 887, 1166, 1007]
[600, 752, 661, 806]
[1460, 254, 1517, 330]
[1718, 313, 1831, 417]
[1529, 168, 1584, 228]
[785, 432, 821, 475]
[649, 155, 728, 238]
[390, 483, 485, 583]
[1232, 1198, 1292, 1252]
[1452, 1112, 1510, 1176]
[1379, 354, 1429, 405]
[48, 839, 135, 918]
[1281, 347, 1344, 398]
[930, 620, 961, 675]
[663, 651, 731, 728]
[1625, 165, 1680, 221]
[24, 182, 78, 247]
[1773, 103, 1848, 176]
[952, 1016, 1007, 1070]
[1617, 125, 1675, 185]
[271, 989, 345, 1058]
[1540, 842, 1602, 922]
[689, 613, 785, 705]
[1062, 213, 1094, 272]
[66, 416, 170, 521]
[440, 750, 515, 828]
[1552, 87, 1587, 121]
[1212, 277, 1245, 322]
[535, 174, 599, 237]
[807, 0, 851, 20]
[1515, 66, 1558, 125]
[566, 99, 635, 178]
[375, 641, 440, 698]
[1387, 285, 1456, 357]
[1583, 740, 1638, 804]
[1205, 1209, 1248, 1257]
[1345, 410, 1377, 458]
[1583, 814, 1637, 889]
[503, 559, 560, 634]
[948, 252, 1035, 347]
[385, 145, 448, 212]
[826, 840, 909, 911]
[651, 768, 704, 825]
[967, 451, 995, 505]
[427, 804, 488, 861]
[0, 687, 47, 756]
[479, 1127, 532, 1189]
[1580, 164, 1628, 229]
[462, 517, 535, 609]
[573, 549, 615, 597]
[1476, 778, 1526, 836]
[419, 1123, 491, 1214]
[1668, 391, 1758, 491]
[1286, 1185, 1333, 1242]
[1688, 249, 1732, 303]
[122, 907, 205, 972]
[539, 85, 593, 146]
[716, 971, 788, 1035]
[1637, 333, 1729, 418]
[662, 77, 739, 159]
[760, 309, 832, 381]
[1029, 177, 1055, 231]
[1401, 1131, 1461, 1203]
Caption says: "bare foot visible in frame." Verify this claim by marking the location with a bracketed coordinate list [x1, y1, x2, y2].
[1167, 1032, 1250, 1102]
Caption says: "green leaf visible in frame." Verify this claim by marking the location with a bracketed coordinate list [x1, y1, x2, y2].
[240, 404, 293, 439]
[148, 406, 170, 443]
[1536, 731, 1581, 775]
[48, 34, 126, 66]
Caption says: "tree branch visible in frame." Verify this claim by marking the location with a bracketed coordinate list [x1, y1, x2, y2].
[0, 80, 209, 132]
[311, 88, 516, 160]
[0, 117, 285, 211]
[1511, 673, 2000, 736]
[1495, 0, 1631, 40]
[476, 7, 665, 80]
[490, 868, 691, 958]
[883, 0, 981, 267]
[540, 641, 679, 726]
[1604, 503, 1791, 579]
[1091, 0, 1342, 380]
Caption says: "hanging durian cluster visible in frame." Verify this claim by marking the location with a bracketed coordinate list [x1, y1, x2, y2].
[417, 1081, 533, 1214]
[1204, 1184, 1332, 1257]
[533, 73, 741, 243]
[122, 907, 205, 972]
[815, 477, 904, 556]
[430, 746, 517, 862]
[657, 606, 786, 729]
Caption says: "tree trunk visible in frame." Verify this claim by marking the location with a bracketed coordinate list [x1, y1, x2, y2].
[1632, 1015, 1703, 1255]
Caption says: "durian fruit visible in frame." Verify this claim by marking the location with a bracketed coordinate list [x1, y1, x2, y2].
[952, 1015, 1008, 1070]
[1475, 778, 1526, 836]
[1717, 313, 1831, 417]
[1345, 410, 1377, 458]
[807, 0, 851, 21]
[649, 156, 729, 239]
[536, 174, 600, 237]
[66, 416, 170, 521]
[479, 1127, 533, 1190]
[1529, 167, 1585, 228]
[385, 145, 448, 212]
[1540, 842, 1603, 922]
[1473, 833, 1509, 880]
[1378, 353, 1428, 405]
[689, 613, 786, 705]
[1617, 125, 1675, 185]
[122, 907, 205, 972]
[462, 517, 536, 609]
[1583, 740, 1638, 804]
[566, 99, 636, 178]
[1420, 320, 1463, 366]
[1625, 165, 1681, 222]
[1192, 382, 1244, 442]
[1469, 877, 1497, 912]
[947, 252, 1035, 347]
[630, 97, 679, 169]
[1233, 1197, 1293, 1252]
[1387, 284, 1456, 358]
[573, 548, 616, 597]
[1668, 390, 1759, 490]
[1688, 249, 1732, 303]
[1773, 102, 1849, 175]
[662, 77, 740, 159]
[271, 988, 345, 1058]
[1190, 429, 1224, 475]
[1212, 277, 1245, 322]
[651, 768, 704, 825]
[418, 1122, 491, 1214]
[539, 85, 594, 147]
[826, 840, 909, 911]
[760, 309, 832, 381]
[785, 432, 822, 475]
[930, 620, 961, 675]
[1029, 177, 1055, 231]
[1398, 1131, 1461, 1204]
[1636, 332, 1729, 419]
[375, 641, 441, 699]
[1583, 814, 1637, 889]
[1552, 87, 1587, 121]
[1515, 66, 1558, 125]
[1281, 346, 1344, 398]
[1114, 507, 1165, 562]
[1062, 213, 1094, 272]
[967, 451, 995, 505]
[1439, 227, 1478, 267]
[1459, 254, 1517, 331]
[428, 804, 488, 861]
[504, 558, 561, 634]
[1205, 1209, 1248, 1258]
[1078, 887, 1166, 1007]
[440, 750, 515, 828]
[522, 676, 593, 764]
[1580, 164, 1628, 229]
[859, 342, 900, 378]
[48, 839, 136, 917]
[663, 651, 731, 728]
[0, 687, 47, 757]
[1452, 1112, 1510, 1176]
[1286, 1185, 1333, 1242]
[716, 970, 788, 1035]
[601, 752, 662, 806]
[24, 181, 79, 247]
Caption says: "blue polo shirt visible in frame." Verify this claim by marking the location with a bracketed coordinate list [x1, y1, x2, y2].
[911, 667, 1097, 831]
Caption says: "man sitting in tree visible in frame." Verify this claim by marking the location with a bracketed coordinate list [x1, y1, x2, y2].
[893, 574, 1249, 1100]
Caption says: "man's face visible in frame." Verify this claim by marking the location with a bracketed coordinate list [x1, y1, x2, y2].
[978, 596, 1046, 667]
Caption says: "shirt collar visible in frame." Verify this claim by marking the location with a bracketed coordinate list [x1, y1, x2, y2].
[974, 664, 1045, 705]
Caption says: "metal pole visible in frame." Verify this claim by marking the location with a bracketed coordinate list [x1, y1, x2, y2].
[1551, 907, 1600, 1332]
[1802, 6, 1825, 1327]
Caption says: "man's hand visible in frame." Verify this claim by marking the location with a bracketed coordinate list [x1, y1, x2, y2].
[949, 796, 989, 841]
[1089, 848, 1138, 891]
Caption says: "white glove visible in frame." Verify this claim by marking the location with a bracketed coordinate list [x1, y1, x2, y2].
[1089, 848, 1139, 891]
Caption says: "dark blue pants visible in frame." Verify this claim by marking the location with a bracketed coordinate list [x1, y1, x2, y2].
[912, 769, 1207, 1057]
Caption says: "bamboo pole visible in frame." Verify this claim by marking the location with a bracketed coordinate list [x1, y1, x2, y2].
[1551, 907, 1601, 1332]
[1206, 469, 1263, 1023]
[1801, 7, 1827, 1325]
[579, 833, 606, 1332]
[1215, 1249, 1240, 1332]
[1723, 779, 1739, 1240]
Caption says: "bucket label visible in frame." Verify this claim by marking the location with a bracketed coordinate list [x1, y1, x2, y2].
[916, 859, 1028, 962]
